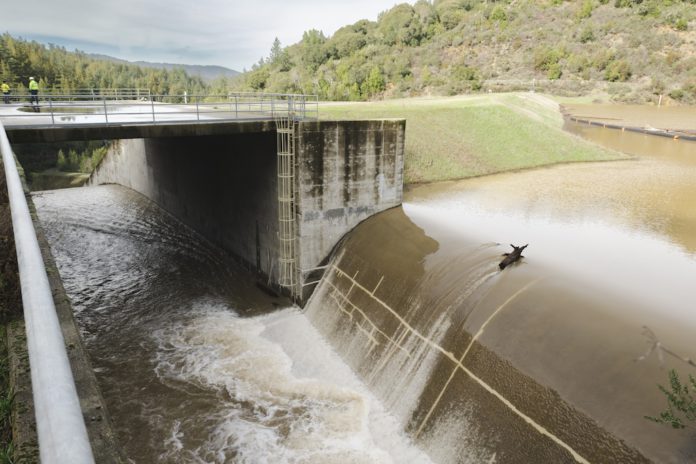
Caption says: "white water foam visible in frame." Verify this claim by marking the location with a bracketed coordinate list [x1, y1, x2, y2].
[420, 408, 496, 464]
[151, 299, 432, 464]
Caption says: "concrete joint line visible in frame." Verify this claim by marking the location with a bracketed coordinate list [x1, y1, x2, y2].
[330, 265, 589, 464]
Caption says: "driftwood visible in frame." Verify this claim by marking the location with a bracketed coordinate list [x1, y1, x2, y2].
[499, 244, 527, 270]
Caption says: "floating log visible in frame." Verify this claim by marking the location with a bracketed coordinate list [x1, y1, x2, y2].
[499, 244, 527, 270]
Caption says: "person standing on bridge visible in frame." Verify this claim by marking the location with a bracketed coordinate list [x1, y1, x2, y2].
[28, 77, 39, 111]
[1, 81, 9, 104]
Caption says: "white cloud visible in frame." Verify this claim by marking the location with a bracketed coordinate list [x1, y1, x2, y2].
[3, 0, 406, 70]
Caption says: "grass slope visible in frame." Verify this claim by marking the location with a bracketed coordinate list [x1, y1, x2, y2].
[321, 93, 626, 184]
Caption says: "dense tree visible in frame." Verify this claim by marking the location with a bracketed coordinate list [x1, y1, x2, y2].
[377, 4, 423, 46]
[0, 34, 209, 96]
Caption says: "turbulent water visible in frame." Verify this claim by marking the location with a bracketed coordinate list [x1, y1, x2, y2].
[33, 186, 431, 464]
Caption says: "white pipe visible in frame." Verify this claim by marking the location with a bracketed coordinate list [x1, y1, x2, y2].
[0, 121, 95, 464]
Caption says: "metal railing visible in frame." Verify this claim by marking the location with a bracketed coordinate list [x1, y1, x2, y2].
[0, 92, 319, 126]
[0, 121, 95, 463]
[4, 88, 151, 100]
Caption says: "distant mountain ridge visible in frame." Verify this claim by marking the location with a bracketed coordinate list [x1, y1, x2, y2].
[89, 53, 240, 82]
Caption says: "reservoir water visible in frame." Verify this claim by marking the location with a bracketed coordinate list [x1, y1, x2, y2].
[33, 109, 696, 463]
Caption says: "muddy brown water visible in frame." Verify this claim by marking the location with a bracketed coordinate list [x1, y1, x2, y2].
[32, 105, 696, 463]
[562, 103, 696, 134]
[33, 186, 432, 463]
[305, 113, 696, 463]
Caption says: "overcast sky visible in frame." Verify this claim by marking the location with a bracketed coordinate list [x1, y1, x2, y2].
[2, 0, 407, 71]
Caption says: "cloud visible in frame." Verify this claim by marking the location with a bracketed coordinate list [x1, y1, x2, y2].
[3, 0, 405, 70]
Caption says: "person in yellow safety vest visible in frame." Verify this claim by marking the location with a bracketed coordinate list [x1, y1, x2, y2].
[1, 81, 9, 104]
[28, 77, 39, 110]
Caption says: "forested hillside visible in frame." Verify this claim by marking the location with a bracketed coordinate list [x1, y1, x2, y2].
[236, 0, 696, 103]
[0, 34, 228, 95]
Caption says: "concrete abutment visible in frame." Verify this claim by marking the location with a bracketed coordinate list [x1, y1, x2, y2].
[87, 119, 406, 301]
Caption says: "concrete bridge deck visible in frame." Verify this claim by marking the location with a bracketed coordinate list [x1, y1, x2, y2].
[4, 118, 277, 143]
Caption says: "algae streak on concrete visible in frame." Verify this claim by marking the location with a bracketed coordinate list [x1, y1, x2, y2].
[321, 93, 626, 184]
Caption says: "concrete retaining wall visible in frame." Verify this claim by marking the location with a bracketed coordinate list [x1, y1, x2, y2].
[90, 132, 280, 281]
[89, 119, 406, 298]
[295, 120, 405, 295]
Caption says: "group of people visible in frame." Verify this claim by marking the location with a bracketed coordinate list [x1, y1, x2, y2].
[1, 77, 40, 109]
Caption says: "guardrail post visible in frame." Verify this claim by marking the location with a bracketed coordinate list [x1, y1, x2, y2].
[196, 99, 200, 121]
[235, 95, 238, 118]
[151, 97, 156, 123]
[102, 96, 109, 124]
[48, 96, 55, 125]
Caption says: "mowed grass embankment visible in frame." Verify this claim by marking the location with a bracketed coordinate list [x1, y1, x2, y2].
[320, 93, 627, 184]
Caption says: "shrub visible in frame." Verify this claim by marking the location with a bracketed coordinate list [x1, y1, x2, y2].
[637, 3, 660, 17]
[490, 5, 508, 22]
[567, 53, 591, 74]
[669, 88, 685, 100]
[246, 68, 270, 90]
[645, 369, 696, 429]
[650, 78, 666, 95]
[605, 59, 632, 81]
[547, 63, 563, 80]
[614, 0, 643, 7]
[450, 64, 482, 92]
[593, 50, 616, 71]
[534, 47, 565, 71]
[579, 26, 595, 43]
[577, 0, 594, 19]
[674, 18, 688, 31]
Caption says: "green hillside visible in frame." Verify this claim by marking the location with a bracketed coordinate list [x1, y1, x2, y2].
[321, 94, 627, 183]
[236, 0, 696, 104]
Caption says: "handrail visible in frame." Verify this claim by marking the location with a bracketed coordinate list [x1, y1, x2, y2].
[0, 92, 319, 127]
[7, 88, 151, 98]
[0, 121, 95, 463]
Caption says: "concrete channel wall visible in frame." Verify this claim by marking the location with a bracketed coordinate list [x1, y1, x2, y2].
[295, 120, 404, 298]
[89, 119, 406, 299]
